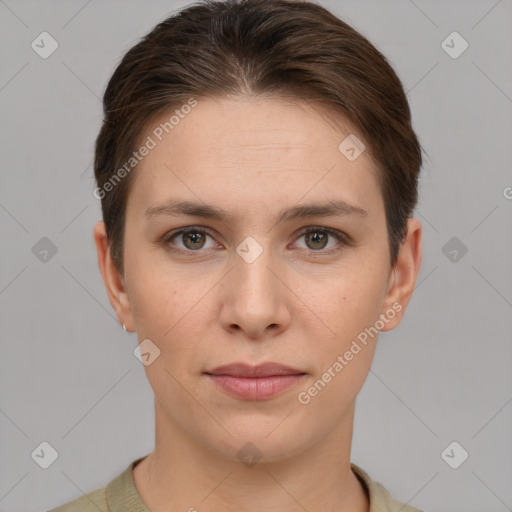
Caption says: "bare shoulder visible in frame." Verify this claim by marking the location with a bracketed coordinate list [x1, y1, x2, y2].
[47, 487, 108, 512]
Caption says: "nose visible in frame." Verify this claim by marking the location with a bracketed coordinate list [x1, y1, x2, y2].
[219, 240, 292, 340]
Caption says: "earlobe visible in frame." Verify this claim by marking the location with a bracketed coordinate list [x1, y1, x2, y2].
[379, 218, 422, 332]
[93, 220, 134, 331]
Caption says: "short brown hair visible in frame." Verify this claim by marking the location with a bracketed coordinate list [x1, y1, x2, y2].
[94, 0, 424, 275]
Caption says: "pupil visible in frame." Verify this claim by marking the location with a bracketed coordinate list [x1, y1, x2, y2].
[185, 232, 204, 249]
[308, 231, 327, 249]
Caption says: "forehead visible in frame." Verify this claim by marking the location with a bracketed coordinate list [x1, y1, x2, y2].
[127, 95, 383, 220]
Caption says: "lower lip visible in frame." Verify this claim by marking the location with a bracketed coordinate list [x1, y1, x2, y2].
[206, 374, 306, 400]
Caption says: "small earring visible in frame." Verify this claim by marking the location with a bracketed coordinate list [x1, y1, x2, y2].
[122, 323, 127, 331]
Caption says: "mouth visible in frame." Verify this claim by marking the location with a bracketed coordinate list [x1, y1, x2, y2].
[204, 362, 307, 400]
[205, 362, 305, 377]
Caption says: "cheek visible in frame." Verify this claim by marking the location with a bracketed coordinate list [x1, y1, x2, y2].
[312, 266, 388, 338]
[126, 261, 176, 339]
[126, 243, 183, 324]
[297, 277, 383, 414]
[127, 264, 213, 361]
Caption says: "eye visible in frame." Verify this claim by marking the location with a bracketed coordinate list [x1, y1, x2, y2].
[163, 227, 219, 253]
[294, 226, 347, 253]
[161, 225, 349, 256]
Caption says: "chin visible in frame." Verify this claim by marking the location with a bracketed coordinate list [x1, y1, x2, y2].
[200, 415, 311, 465]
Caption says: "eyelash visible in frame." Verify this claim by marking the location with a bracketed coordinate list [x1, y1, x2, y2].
[161, 226, 350, 256]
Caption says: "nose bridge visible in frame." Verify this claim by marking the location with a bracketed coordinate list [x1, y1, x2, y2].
[233, 235, 279, 304]
[220, 234, 289, 336]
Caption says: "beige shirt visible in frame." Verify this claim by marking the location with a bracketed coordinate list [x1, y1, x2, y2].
[48, 456, 424, 512]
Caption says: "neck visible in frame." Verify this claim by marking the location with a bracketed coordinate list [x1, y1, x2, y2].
[133, 400, 369, 512]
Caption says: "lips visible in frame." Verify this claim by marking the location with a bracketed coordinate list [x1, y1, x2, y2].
[205, 362, 305, 378]
[204, 362, 307, 400]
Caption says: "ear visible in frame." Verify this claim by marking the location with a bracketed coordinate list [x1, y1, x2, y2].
[93, 220, 134, 332]
[379, 217, 422, 331]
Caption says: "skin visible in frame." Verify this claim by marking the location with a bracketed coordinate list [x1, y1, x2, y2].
[94, 95, 422, 512]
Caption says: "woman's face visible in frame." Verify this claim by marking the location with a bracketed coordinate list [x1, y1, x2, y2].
[96, 95, 418, 463]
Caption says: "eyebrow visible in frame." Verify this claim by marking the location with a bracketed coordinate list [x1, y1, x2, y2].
[145, 199, 367, 224]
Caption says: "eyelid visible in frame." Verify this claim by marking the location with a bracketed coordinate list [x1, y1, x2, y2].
[299, 225, 348, 242]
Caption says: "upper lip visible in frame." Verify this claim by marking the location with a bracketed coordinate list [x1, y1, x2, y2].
[205, 362, 305, 377]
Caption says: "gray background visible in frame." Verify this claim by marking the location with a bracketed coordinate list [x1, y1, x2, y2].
[1, 0, 511, 511]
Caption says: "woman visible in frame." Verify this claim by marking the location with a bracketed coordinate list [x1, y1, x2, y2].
[50, 0, 424, 510]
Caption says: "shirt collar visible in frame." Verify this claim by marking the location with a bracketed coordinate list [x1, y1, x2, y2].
[350, 462, 422, 512]
[105, 456, 421, 512]
[106, 456, 150, 512]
